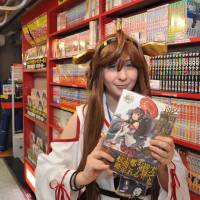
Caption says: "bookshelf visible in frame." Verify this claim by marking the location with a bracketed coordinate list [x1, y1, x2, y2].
[151, 90, 200, 100]
[22, 0, 200, 199]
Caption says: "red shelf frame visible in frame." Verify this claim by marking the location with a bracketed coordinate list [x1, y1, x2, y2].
[50, 102, 76, 113]
[49, 123, 63, 133]
[24, 113, 48, 129]
[24, 69, 47, 73]
[151, 90, 200, 100]
[24, 159, 36, 193]
[168, 37, 200, 46]
[50, 82, 86, 88]
[24, 156, 36, 170]
[173, 138, 200, 152]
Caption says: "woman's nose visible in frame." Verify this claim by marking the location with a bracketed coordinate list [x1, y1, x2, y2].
[117, 68, 127, 80]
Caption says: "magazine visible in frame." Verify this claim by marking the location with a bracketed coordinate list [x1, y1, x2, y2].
[103, 90, 178, 194]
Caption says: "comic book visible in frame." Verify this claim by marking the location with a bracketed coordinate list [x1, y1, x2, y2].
[103, 90, 178, 197]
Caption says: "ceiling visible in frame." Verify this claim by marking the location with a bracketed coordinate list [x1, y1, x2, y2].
[0, 0, 39, 29]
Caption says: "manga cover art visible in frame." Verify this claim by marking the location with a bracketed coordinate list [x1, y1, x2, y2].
[103, 90, 178, 187]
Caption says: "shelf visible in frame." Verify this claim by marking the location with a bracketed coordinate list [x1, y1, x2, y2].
[190, 191, 200, 200]
[173, 138, 200, 151]
[102, 0, 167, 17]
[24, 158, 36, 193]
[151, 90, 200, 100]
[50, 82, 86, 88]
[50, 123, 63, 133]
[49, 57, 72, 61]
[50, 0, 83, 13]
[168, 37, 200, 46]
[24, 69, 47, 73]
[24, 157, 36, 170]
[50, 102, 75, 112]
[50, 16, 98, 37]
[24, 113, 48, 129]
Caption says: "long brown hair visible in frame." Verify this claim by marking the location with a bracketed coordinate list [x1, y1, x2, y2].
[77, 30, 151, 199]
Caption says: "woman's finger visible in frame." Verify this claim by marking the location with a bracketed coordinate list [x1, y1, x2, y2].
[154, 135, 174, 146]
[106, 168, 114, 177]
[149, 145, 168, 158]
[95, 134, 106, 150]
[151, 152, 165, 164]
[150, 139, 173, 153]
[91, 150, 114, 163]
[88, 157, 110, 171]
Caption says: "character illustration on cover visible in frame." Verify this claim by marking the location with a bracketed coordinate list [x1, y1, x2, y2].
[106, 97, 159, 157]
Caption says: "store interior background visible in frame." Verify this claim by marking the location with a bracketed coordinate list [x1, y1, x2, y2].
[0, 0, 40, 150]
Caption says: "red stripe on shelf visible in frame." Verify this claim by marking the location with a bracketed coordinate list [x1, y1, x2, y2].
[52, 116, 80, 142]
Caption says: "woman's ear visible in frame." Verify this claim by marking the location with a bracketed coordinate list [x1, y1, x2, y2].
[141, 42, 168, 57]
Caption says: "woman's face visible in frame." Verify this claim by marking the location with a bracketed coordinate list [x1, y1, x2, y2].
[103, 58, 138, 100]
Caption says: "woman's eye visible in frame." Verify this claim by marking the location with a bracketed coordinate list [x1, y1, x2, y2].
[126, 64, 133, 68]
[108, 64, 117, 69]
[110, 64, 116, 68]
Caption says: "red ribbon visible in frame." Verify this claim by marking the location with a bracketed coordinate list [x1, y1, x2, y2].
[170, 162, 180, 200]
[49, 170, 71, 200]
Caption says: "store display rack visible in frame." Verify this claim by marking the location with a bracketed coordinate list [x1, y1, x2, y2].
[22, 0, 200, 199]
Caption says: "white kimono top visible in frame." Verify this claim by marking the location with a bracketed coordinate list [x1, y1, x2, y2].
[35, 103, 190, 200]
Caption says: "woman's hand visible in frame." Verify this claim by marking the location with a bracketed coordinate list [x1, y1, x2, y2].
[76, 135, 114, 186]
[149, 135, 175, 165]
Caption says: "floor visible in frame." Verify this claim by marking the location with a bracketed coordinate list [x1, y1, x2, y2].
[0, 157, 36, 200]
[0, 148, 12, 157]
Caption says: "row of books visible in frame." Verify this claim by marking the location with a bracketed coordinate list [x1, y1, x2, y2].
[52, 63, 89, 87]
[57, 1, 86, 31]
[53, 86, 88, 105]
[105, 0, 132, 11]
[179, 149, 200, 195]
[25, 45, 47, 70]
[153, 96, 200, 144]
[57, 0, 99, 31]
[150, 51, 199, 69]
[52, 21, 98, 58]
[26, 88, 47, 122]
[28, 126, 47, 166]
[25, 45, 47, 60]
[186, 151, 200, 195]
[149, 51, 200, 93]
[105, 0, 200, 43]
[53, 63, 89, 80]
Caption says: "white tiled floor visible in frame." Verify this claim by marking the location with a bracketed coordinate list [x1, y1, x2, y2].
[0, 158, 26, 200]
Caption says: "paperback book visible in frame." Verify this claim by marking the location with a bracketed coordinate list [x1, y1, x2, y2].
[103, 90, 178, 196]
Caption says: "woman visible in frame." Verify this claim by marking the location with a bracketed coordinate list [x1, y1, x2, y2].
[35, 30, 190, 200]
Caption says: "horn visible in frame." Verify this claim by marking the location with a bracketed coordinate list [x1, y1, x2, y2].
[141, 42, 168, 56]
[72, 49, 95, 64]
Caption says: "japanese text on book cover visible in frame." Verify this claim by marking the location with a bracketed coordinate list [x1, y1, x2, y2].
[103, 90, 178, 187]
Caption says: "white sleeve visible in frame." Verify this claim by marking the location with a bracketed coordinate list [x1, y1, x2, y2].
[158, 150, 190, 200]
[35, 141, 81, 200]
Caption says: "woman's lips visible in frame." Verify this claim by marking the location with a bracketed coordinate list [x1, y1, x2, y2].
[115, 84, 129, 89]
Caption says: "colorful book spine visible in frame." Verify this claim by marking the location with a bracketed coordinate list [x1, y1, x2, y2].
[152, 96, 200, 144]
[150, 51, 200, 93]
